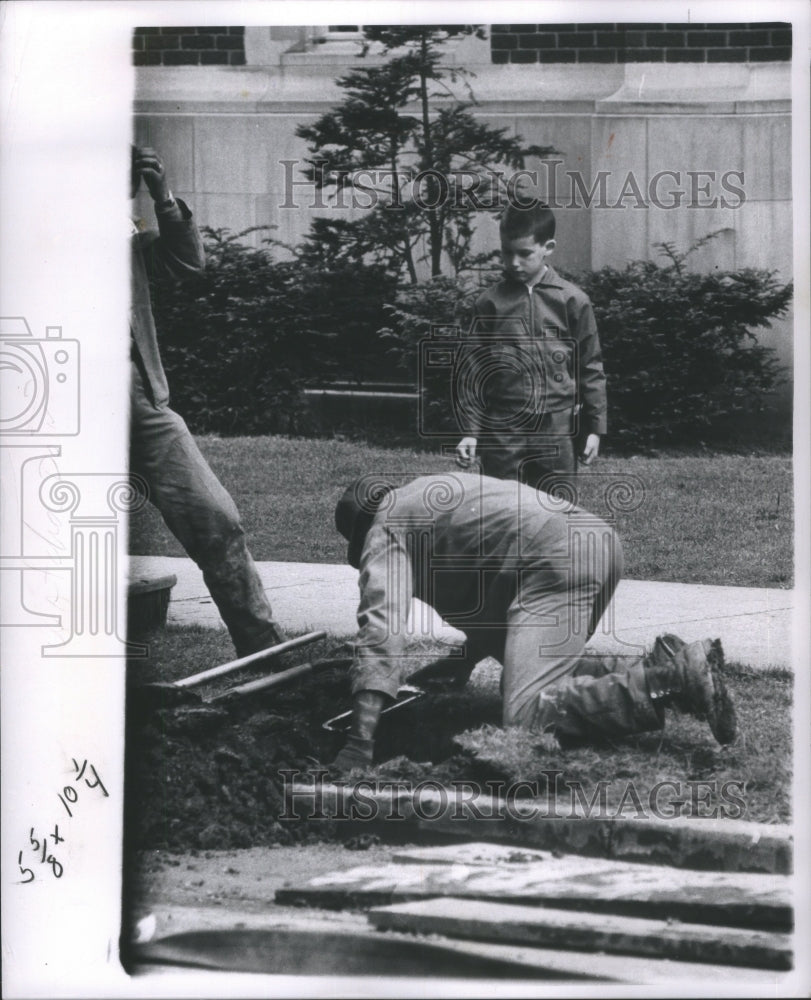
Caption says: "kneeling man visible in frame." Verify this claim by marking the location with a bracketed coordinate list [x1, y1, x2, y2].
[331, 473, 736, 772]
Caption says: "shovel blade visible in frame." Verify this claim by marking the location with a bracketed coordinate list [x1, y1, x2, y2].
[129, 682, 203, 715]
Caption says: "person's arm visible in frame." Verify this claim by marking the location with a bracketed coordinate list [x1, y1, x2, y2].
[572, 294, 607, 463]
[455, 295, 490, 468]
[330, 521, 413, 772]
[133, 146, 205, 278]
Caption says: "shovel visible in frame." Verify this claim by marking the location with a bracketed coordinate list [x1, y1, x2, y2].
[322, 685, 425, 732]
[131, 630, 328, 711]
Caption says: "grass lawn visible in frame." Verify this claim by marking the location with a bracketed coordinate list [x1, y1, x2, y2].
[129, 435, 793, 588]
[126, 625, 792, 847]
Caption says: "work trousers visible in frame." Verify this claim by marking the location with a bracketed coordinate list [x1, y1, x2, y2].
[129, 360, 279, 657]
[466, 512, 663, 745]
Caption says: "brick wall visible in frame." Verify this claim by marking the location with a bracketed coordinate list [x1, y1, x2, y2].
[490, 23, 792, 64]
[133, 27, 245, 66]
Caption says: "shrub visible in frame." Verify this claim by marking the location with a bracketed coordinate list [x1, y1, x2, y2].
[382, 240, 792, 449]
[378, 273, 482, 438]
[148, 228, 399, 434]
[148, 228, 792, 449]
[148, 228, 307, 434]
[578, 241, 792, 447]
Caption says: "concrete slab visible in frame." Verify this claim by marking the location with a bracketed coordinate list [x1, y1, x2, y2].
[128, 556, 795, 670]
[275, 855, 791, 929]
[287, 783, 793, 876]
[368, 897, 793, 971]
[130, 908, 794, 985]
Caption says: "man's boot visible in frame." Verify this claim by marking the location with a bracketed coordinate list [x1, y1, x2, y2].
[644, 633, 687, 669]
[645, 637, 737, 745]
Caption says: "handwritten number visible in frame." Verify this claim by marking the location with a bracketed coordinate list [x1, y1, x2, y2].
[72, 758, 109, 797]
[18, 852, 34, 884]
[58, 788, 78, 817]
[85, 765, 109, 796]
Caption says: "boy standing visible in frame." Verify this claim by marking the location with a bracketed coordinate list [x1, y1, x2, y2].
[455, 203, 607, 490]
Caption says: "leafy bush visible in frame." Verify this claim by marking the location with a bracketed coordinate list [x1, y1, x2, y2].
[382, 239, 792, 449]
[148, 228, 792, 448]
[379, 273, 483, 437]
[578, 241, 792, 446]
[148, 227, 305, 434]
[148, 228, 399, 434]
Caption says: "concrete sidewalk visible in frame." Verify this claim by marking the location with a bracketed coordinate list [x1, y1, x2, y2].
[129, 556, 796, 670]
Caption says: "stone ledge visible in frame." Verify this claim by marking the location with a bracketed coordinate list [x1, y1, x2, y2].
[286, 782, 793, 875]
[134, 61, 789, 114]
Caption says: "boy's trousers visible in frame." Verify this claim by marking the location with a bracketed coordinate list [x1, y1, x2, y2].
[477, 408, 577, 491]
[129, 360, 279, 657]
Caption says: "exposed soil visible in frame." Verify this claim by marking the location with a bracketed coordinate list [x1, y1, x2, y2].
[123, 650, 503, 853]
[121, 624, 793, 982]
[124, 630, 791, 863]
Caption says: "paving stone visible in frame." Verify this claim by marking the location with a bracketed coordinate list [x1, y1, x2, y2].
[368, 896, 793, 970]
[275, 856, 791, 930]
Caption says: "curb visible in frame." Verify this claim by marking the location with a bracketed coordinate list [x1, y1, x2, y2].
[287, 781, 793, 876]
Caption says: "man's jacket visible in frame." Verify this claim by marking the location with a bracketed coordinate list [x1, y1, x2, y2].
[350, 472, 614, 699]
[130, 199, 205, 406]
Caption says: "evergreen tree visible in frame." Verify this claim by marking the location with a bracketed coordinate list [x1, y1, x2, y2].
[296, 26, 555, 282]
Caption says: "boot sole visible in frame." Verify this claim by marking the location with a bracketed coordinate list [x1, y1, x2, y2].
[704, 638, 738, 745]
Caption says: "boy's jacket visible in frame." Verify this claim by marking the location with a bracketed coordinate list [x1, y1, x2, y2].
[463, 266, 607, 437]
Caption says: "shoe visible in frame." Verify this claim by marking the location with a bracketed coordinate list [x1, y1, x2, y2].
[646, 638, 737, 745]
[329, 735, 375, 777]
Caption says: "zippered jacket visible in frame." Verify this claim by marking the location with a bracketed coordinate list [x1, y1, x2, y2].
[461, 266, 607, 438]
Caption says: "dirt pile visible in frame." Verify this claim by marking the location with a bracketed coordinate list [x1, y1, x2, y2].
[124, 635, 790, 855]
[124, 659, 504, 851]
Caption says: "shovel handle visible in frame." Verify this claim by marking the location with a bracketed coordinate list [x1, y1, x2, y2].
[174, 630, 327, 689]
[208, 654, 350, 703]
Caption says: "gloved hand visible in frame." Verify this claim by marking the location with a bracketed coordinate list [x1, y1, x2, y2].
[329, 735, 375, 776]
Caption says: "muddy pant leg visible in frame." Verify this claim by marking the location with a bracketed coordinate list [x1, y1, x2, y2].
[502, 511, 622, 727]
[572, 652, 640, 678]
[130, 363, 280, 656]
[531, 661, 664, 745]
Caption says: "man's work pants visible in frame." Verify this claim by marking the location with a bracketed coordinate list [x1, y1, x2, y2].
[499, 511, 663, 744]
[129, 361, 279, 657]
